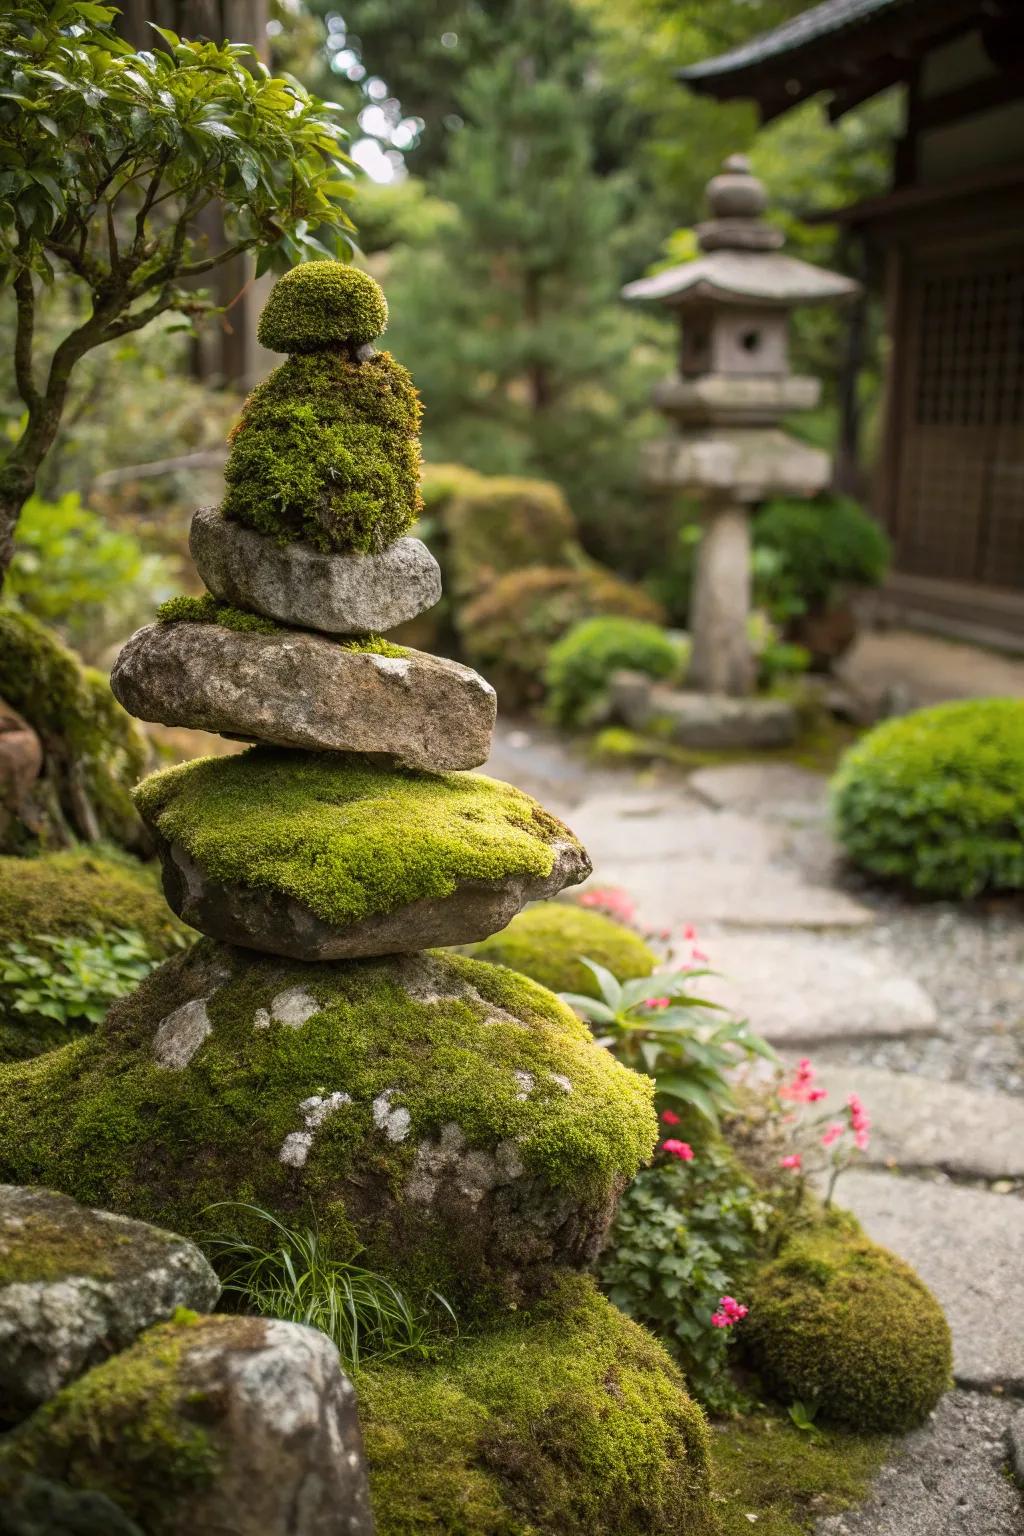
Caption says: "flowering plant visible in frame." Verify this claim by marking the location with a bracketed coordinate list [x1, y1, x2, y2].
[773, 1058, 871, 1207]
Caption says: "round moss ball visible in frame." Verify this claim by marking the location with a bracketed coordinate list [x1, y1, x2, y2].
[745, 1218, 951, 1432]
[358, 1274, 714, 1536]
[257, 261, 388, 352]
[470, 902, 656, 998]
[545, 617, 687, 728]
[831, 698, 1024, 898]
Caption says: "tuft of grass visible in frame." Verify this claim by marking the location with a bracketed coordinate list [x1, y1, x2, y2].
[203, 1203, 457, 1371]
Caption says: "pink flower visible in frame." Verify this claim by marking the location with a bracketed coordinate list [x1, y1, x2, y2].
[779, 1153, 802, 1171]
[643, 996, 670, 1011]
[682, 925, 697, 941]
[821, 1123, 845, 1148]
[711, 1295, 748, 1328]
[710, 1311, 730, 1328]
[854, 1128, 870, 1152]
[807, 1088, 828, 1103]
[660, 1109, 681, 1126]
[578, 886, 635, 924]
[662, 1139, 694, 1161]
[779, 1058, 826, 1104]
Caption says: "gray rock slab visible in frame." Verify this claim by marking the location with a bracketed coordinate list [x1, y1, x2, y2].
[697, 932, 938, 1045]
[836, 1170, 1024, 1390]
[1010, 1406, 1024, 1488]
[568, 794, 785, 865]
[579, 858, 873, 929]
[0, 1184, 219, 1419]
[111, 621, 495, 773]
[688, 762, 831, 823]
[611, 671, 797, 747]
[814, 1066, 1024, 1181]
[815, 1390, 1022, 1536]
[191, 506, 440, 635]
[152, 826, 591, 961]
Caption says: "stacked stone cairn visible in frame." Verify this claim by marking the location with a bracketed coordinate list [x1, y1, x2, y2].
[0, 265, 714, 1533]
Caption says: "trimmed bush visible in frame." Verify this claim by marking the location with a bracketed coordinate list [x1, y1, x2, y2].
[831, 699, 1024, 898]
[754, 495, 890, 617]
[744, 1215, 951, 1432]
[444, 475, 580, 602]
[545, 617, 687, 727]
[460, 566, 664, 708]
[357, 1273, 715, 1536]
[469, 902, 657, 997]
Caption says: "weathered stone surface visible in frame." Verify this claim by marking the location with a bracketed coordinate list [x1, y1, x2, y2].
[836, 1171, 1024, 1390]
[111, 620, 496, 773]
[154, 827, 589, 960]
[699, 933, 937, 1045]
[1009, 1405, 1024, 1488]
[1, 1314, 375, 1536]
[688, 504, 756, 696]
[815, 1067, 1024, 1182]
[0, 1185, 219, 1420]
[688, 762, 830, 823]
[611, 670, 797, 747]
[0, 700, 42, 804]
[191, 506, 441, 634]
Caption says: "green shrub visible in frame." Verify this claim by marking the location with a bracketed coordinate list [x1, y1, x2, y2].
[469, 902, 657, 997]
[0, 611, 147, 852]
[545, 617, 687, 727]
[256, 261, 388, 351]
[754, 495, 890, 619]
[460, 565, 664, 708]
[744, 1215, 951, 1432]
[444, 474, 581, 602]
[831, 699, 1024, 897]
[356, 1273, 715, 1536]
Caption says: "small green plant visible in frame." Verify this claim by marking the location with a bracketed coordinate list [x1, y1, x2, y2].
[205, 1203, 457, 1372]
[599, 1144, 771, 1410]
[545, 617, 687, 728]
[754, 495, 890, 621]
[0, 927, 159, 1027]
[788, 1399, 823, 1440]
[560, 961, 776, 1125]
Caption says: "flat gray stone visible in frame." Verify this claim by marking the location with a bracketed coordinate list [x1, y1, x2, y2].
[699, 933, 937, 1045]
[836, 1171, 1024, 1390]
[611, 671, 797, 747]
[569, 794, 784, 864]
[0, 1184, 219, 1420]
[815, 1066, 1024, 1181]
[191, 506, 440, 635]
[815, 1390, 1022, 1536]
[111, 620, 495, 773]
[688, 762, 830, 822]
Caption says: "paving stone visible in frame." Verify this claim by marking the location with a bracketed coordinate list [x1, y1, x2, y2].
[814, 1066, 1024, 1181]
[569, 794, 783, 864]
[814, 1390, 1022, 1536]
[1009, 1406, 1024, 1488]
[835, 1171, 1024, 1390]
[695, 932, 938, 1045]
[688, 762, 830, 822]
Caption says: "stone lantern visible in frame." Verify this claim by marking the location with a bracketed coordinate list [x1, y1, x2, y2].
[623, 155, 860, 697]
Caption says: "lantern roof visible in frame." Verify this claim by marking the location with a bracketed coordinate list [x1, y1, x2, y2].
[623, 156, 860, 311]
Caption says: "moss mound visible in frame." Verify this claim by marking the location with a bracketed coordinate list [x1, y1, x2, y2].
[357, 1273, 714, 1536]
[0, 611, 147, 853]
[257, 260, 388, 351]
[831, 698, 1024, 898]
[470, 902, 656, 998]
[133, 748, 580, 929]
[0, 944, 656, 1310]
[221, 349, 422, 555]
[461, 566, 664, 708]
[545, 616, 687, 728]
[744, 1216, 951, 1432]
[445, 475, 580, 602]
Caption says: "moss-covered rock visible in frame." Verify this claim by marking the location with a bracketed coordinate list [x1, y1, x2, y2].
[444, 474, 581, 602]
[469, 901, 656, 998]
[222, 347, 422, 555]
[0, 611, 147, 854]
[744, 1214, 952, 1432]
[0, 1312, 374, 1536]
[257, 260, 388, 352]
[357, 1273, 714, 1536]
[460, 565, 665, 708]
[132, 748, 590, 959]
[0, 944, 656, 1311]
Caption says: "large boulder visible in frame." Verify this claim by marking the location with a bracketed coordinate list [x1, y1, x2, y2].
[111, 621, 495, 774]
[132, 748, 590, 959]
[0, 1185, 218, 1422]
[0, 1313, 374, 1536]
[0, 944, 656, 1311]
[190, 509, 441, 635]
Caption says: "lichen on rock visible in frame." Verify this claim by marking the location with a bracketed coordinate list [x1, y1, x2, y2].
[0, 945, 656, 1312]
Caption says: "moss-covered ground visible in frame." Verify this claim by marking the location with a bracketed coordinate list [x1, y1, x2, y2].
[133, 749, 582, 927]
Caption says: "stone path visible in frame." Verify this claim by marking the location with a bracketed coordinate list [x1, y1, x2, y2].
[482, 720, 1024, 1533]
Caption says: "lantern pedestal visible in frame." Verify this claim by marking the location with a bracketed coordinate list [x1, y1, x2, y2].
[689, 503, 755, 697]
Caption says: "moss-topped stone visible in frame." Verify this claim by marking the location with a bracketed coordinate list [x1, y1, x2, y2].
[358, 1273, 714, 1536]
[0, 1184, 218, 1422]
[190, 508, 441, 635]
[0, 945, 656, 1310]
[133, 749, 590, 959]
[0, 1312, 374, 1536]
[111, 621, 495, 773]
